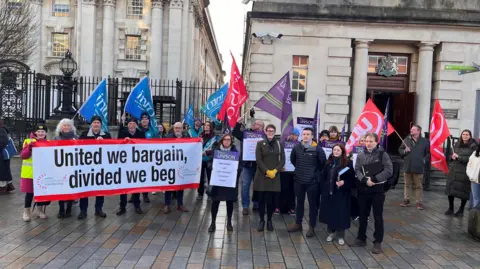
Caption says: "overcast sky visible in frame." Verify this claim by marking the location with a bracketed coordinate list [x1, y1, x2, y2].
[208, 0, 253, 82]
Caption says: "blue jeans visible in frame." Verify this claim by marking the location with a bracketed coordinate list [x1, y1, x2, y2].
[241, 166, 258, 209]
[165, 191, 184, 206]
[472, 183, 480, 209]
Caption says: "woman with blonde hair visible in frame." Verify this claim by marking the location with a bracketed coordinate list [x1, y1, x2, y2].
[53, 118, 78, 218]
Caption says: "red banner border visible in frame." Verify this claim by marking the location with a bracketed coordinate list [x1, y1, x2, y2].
[33, 183, 199, 202]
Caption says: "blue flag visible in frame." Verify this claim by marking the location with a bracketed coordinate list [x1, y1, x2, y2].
[380, 98, 390, 149]
[312, 98, 320, 142]
[184, 104, 194, 127]
[124, 76, 159, 137]
[200, 83, 228, 123]
[78, 77, 108, 132]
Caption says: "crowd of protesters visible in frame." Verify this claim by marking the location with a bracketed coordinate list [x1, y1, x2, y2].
[1, 107, 480, 255]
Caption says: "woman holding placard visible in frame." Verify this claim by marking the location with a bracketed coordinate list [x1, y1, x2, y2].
[208, 134, 239, 232]
[253, 124, 285, 232]
[319, 144, 355, 245]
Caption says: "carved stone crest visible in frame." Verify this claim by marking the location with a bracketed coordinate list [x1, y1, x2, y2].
[376, 54, 398, 77]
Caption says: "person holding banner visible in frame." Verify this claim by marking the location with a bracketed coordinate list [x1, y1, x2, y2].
[232, 109, 265, 215]
[116, 118, 146, 215]
[20, 124, 50, 222]
[319, 144, 355, 245]
[275, 128, 299, 216]
[164, 122, 190, 214]
[208, 134, 239, 232]
[253, 124, 285, 232]
[188, 118, 203, 138]
[53, 119, 78, 218]
[198, 121, 217, 199]
[136, 112, 159, 202]
[288, 127, 326, 237]
[77, 116, 111, 220]
[157, 124, 167, 138]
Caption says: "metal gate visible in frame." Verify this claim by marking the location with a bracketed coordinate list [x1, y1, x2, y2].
[0, 59, 50, 149]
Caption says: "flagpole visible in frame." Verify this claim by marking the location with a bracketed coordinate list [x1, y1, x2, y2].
[449, 136, 455, 154]
[394, 130, 409, 148]
[251, 68, 293, 107]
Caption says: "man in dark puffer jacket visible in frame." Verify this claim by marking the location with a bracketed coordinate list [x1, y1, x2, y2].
[287, 127, 326, 237]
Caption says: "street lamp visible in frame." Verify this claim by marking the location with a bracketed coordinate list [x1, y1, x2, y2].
[54, 50, 77, 117]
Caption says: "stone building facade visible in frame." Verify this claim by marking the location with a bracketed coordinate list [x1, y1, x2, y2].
[242, 0, 480, 150]
[26, 0, 223, 84]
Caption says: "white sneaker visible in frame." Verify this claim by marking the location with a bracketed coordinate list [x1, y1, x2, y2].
[152, 192, 157, 195]
[23, 208, 31, 222]
[338, 238, 345, 245]
[326, 233, 335, 242]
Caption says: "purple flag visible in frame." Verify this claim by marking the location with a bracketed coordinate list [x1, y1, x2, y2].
[340, 116, 347, 141]
[312, 99, 320, 142]
[380, 98, 390, 149]
[254, 72, 293, 141]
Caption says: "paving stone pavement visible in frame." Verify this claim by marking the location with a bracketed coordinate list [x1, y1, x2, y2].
[2, 158, 480, 269]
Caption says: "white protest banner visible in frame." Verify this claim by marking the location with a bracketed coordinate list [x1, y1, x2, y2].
[210, 150, 240, 188]
[32, 138, 202, 202]
[296, 117, 313, 142]
[242, 131, 264, 161]
[283, 141, 297, 172]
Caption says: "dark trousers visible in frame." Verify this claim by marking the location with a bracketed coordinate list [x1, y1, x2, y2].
[24, 193, 49, 208]
[165, 191, 184, 206]
[79, 196, 104, 213]
[58, 200, 73, 213]
[277, 173, 295, 212]
[198, 162, 212, 196]
[211, 201, 233, 223]
[351, 195, 359, 218]
[121, 194, 140, 209]
[257, 193, 275, 222]
[295, 181, 319, 227]
[357, 193, 385, 243]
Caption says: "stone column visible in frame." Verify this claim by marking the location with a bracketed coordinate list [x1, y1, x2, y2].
[192, 2, 203, 81]
[150, 0, 164, 80]
[29, 0, 43, 72]
[415, 42, 437, 130]
[167, 0, 183, 80]
[180, 0, 189, 81]
[185, 0, 194, 80]
[79, 0, 97, 77]
[102, 0, 115, 77]
[350, 39, 373, 125]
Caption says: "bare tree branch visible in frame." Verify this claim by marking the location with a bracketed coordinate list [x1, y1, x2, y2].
[0, 0, 38, 62]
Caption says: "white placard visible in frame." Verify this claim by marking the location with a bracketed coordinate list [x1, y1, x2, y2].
[242, 131, 264, 161]
[210, 151, 240, 188]
[283, 141, 297, 172]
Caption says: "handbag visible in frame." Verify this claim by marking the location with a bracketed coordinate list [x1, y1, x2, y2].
[467, 152, 480, 183]
[2, 137, 17, 160]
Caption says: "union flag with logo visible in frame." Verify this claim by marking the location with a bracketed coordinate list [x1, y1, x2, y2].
[345, 99, 395, 153]
[429, 100, 451, 174]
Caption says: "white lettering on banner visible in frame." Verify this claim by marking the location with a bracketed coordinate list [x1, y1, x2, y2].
[134, 92, 155, 118]
[206, 93, 225, 110]
[33, 140, 202, 201]
[345, 111, 382, 152]
[95, 93, 108, 115]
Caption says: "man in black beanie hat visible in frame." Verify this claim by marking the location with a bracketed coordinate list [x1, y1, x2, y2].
[77, 116, 112, 219]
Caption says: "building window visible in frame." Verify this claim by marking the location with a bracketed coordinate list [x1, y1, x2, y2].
[368, 55, 408, 74]
[7, 0, 23, 9]
[125, 35, 141, 60]
[53, 0, 70, 17]
[52, 33, 69, 57]
[127, 0, 143, 19]
[291, 55, 308, 102]
[122, 77, 140, 92]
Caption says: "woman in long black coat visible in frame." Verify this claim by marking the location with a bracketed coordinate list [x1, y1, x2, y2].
[208, 134, 239, 233]
[0, 120, 13, 194]
[445, 129, 477, 217]
[319, 144, 355, 246]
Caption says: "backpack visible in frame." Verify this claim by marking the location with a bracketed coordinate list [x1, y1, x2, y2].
[377, 151, 396, 192]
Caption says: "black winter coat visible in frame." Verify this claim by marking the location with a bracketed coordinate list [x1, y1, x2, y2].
[319, 160, 355, 230]
[80, 129, 112, 140]
[209, 144, 239, 202]
[118, 127, 146, 139]
[0, 127, 12, 182]
[446, 140, 477, 200]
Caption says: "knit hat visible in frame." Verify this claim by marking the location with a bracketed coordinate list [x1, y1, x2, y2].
[292, 128, 300, 136]
[34, 124, 47, 132]
[90, 115, 102, 124]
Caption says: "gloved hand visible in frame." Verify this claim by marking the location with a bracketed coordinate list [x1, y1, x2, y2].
[266, 170, 276, 179]
[250, 108, 255, 118]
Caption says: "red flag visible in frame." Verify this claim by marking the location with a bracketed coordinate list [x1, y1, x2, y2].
[345, 99, 395, 153]
[218, 54, 248, 128]
[429, 100, 451, 174]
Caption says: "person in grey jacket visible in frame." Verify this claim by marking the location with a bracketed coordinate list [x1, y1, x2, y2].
[351, 132, 393, 254]
[399, 125, 430, 210]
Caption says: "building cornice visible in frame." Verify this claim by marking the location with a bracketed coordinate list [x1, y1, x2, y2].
[103, 0, 115, 7]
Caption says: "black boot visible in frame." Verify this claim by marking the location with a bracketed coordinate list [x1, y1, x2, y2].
[227, 221, 233, 232]
[267, 221, 274, 231]
[208, 223, 216, 233]
[77, 211, 87, 220]
[454, 209, 464, 217]
[65, 203, 72, 218]
[445, 208, 454, 215]
[257, 220, 265, 232]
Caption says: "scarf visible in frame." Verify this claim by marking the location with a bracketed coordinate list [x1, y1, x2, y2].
[58, 131, 75, 140]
